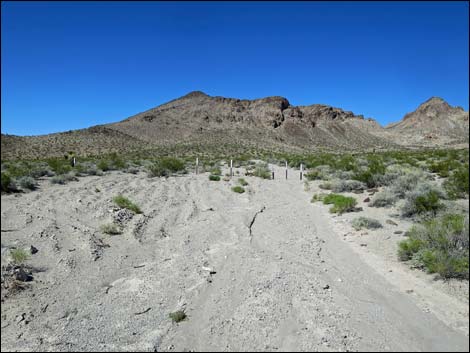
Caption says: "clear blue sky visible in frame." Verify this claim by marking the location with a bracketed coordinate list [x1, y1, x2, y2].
[1, 1, 469, 136]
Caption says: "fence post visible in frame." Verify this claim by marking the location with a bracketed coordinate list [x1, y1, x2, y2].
[285, 161, 288, 179]
[196, 157, 199, 175]
[230, 159, 233, 177]
[300, 163, 303, 180]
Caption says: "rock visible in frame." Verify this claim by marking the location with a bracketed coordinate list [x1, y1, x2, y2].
[406, 289, 414, 294]
[322, 284, 330, 290]
[353, 207, 363, 212]
[360, 243, 368, 247]
[363, 197, 370, 203]
[394, 231, 403, 234]
[386, 219, 398, 226]
[14, 268, 33, 282]
[352, 190, 363, 194]
[30, 246, 39, 254]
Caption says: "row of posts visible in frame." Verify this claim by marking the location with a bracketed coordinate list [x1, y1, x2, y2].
[195, 157, 304, 180]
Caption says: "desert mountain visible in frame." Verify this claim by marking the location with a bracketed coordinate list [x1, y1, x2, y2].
[1, 92, 468, 160]
[385, 97, 469, 147]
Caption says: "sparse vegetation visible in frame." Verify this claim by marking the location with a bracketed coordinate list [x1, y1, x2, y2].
[238, 178, 248, 186]
[231, 186, 245, 193]
[323, 194, 357, 214]
[311, 193, 328, 203]
[398, 214, 469, 279]
[50, 172, 78, 185]
[253, 163, 271, 179]
[100, 223, 122, 235]
[351, 217, 382, 231]
[443, 164, 469, 199]
[209, 174, 220, 181]
[1, 172, 17, 192]
[401, 187, 445, 218]
[147, 157, 186, 177]
[169, 310, 187, 323]
[10, 248, 29, 264]
[113, 195, 142, 214]
[18, 176, 37, 190]
[369, 191, 397, 208]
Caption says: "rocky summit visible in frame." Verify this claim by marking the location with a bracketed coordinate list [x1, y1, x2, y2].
[1, 92, 468, 159]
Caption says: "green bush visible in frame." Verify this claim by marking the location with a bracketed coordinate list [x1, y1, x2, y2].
[97, 159, 110, 171]
[100, 223, 122, 235]
[169, 310, 187, 323]
[209, 174, 220, 181]
[323, 194, 357, 214]
[47, 158, 72, 175]
[18, 176, 37, 190]
[1, 173, 17, 192]
[369, 191, 397, 208]
[398, 214, 469, 279]
[401, 188, 444, 218]
[311, 193, 328, 203]
[50, 172, 78, 185]
[113, 195, 142, 214]
[253, 163, 271, 179]
[10, 248, 29, 264]
[351, 217, 382, 231]
[444, 164, 469, 199]
[147, 157, 186, 177]
[238, 178, 248, 186]
[210, 166, 222, 176]
[231, 186, 245, 193]
[427, 159, 460, 177]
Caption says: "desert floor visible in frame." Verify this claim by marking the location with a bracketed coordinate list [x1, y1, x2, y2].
[1, 164, 468, 352]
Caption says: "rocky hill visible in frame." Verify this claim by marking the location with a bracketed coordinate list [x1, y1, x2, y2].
[385, 97, 469, 147]
[1, 92, 468, 160]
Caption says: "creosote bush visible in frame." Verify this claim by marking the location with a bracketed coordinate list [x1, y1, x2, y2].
[369, 191, 397, 208]
[10, 248, 29, 264]
[18, 176, 37, 190]
[209, 174, 220, 181]
[398, 213, 469, 279]
[351, 217, 382, 231]
[100, 223, 122, 235]
[238, 178, 248, 186]
[231, 186, 245, 193]
[113, 195, 142, 214]
[323, 194, 357, 214]
[169, 310, 187, 323]
[401, 187, 445, 218]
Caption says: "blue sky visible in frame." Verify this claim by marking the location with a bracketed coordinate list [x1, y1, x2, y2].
[1, 1, 469, 136]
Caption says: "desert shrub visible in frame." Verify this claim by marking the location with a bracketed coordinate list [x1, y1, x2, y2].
[97, 159, 110, 171]
[1, 173, 17, 192]
[18, 176, 37, 190]
[253, 163, 271, 179]
[231, 186, 245, 193]
[311, 193, 328, 203]
[369, 191, 397, 208]
[238, 178, 248, 186]
[305, 165, 332, 181]
[109, 152, 126, 170]
[210, 166, 222, 176]
[126, 166, 140, 174]
[169, 310, 187, 323]
[352, 157, 386, 188]
[147, 157, 186, 177]
[100, 223, 122, 235]
[443, 164, 469, 199]
[10, 248, 29, 264]
[334, 155, 358, 172]
[329, 179, 366, 193]
[398, 213, 469, 279]
[323, 194, 357, 214]
[30, 163, 54, 178]
[401, 185, 445, 218]
[75, 162, 99, 176]
[318, 181, 332, 190]
[147, 163, 168, 177]
[209, 174, 220, 181]
[113, 195, 142, 214]
[50, 172, 78, 185]
[427, 159, 461, 177]
[46, 158, 72, 175]
[389, 170, 429, 199]
[351, 217, 382, 231]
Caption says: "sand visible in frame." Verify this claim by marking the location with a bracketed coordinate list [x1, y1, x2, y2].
[1, 164, 468, 352]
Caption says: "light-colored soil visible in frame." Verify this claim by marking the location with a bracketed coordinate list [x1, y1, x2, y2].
[1, 165, 468, 352]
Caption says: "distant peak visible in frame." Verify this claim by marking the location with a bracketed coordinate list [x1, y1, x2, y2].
[182, 91, 209, 99]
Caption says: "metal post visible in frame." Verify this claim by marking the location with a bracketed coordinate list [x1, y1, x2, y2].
[285, 161, 288, 179]
[300, 163, 303, 180]
[230, 159, 233, 177]
[196, 157, 199, 175]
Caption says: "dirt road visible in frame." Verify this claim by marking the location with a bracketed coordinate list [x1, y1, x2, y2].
[1, 165, 468, 351]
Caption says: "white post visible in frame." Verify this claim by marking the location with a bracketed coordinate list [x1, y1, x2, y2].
[285, 161, 288, 179]
[72, 157, 76, 167]
[300, 163, 303, 180]
[230, 159, 233, 177]
[196, 157, 199, 175]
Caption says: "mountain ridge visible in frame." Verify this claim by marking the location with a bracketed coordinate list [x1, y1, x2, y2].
[1, 92, 468, 160]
